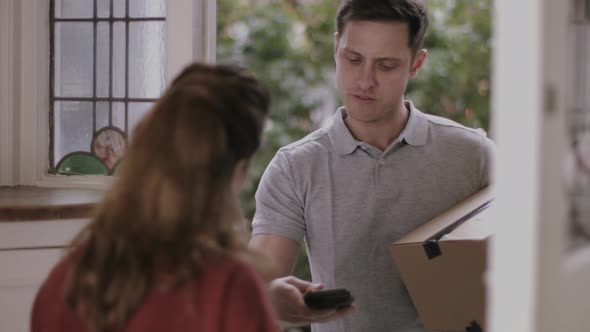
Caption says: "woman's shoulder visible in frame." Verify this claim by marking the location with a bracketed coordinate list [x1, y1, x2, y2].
[37, 251, 75, 295]
[200, 253, 264, 285]
[31, 251, 81, 332]
[195, 254, 280, 331]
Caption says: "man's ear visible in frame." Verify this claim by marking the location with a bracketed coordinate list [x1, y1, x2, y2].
[334, 32, 340, 61]
[410, 49, 428, 78]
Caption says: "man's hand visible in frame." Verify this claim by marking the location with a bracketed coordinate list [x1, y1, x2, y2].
[268, 276, 355, 327]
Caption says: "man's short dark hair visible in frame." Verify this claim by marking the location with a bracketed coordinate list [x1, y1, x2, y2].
[336, 0, 429, 54]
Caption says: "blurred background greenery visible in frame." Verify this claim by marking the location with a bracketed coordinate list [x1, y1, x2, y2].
[217, 0, 492, 284]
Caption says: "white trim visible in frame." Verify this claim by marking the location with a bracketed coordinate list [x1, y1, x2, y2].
[165, 0, 214, 83]
[203, 0, 217, 62]
[165, 0, 195, 83]
[535, 1, 568, 332]
[35, 175, 116, 190]
[20, 0, 50, 186]
[489, 0, 541, 331]
[490, 1, 569, 332]
[0, 0, 16, 186]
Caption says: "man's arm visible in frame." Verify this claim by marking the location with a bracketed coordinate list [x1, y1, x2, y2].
[250, 152, 355, 325]
[249, 233, 300, 279]
[249, 234, 355, 327]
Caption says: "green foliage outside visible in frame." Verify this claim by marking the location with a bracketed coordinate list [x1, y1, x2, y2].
[217, 0, 492, 282]
[408, 0, 492, 130]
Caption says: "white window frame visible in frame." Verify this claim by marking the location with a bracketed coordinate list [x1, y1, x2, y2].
[490, 0, 570, 331]
[0, 0, 216, 189]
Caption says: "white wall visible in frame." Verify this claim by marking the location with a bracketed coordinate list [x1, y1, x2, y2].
[0, 219, 88, 332]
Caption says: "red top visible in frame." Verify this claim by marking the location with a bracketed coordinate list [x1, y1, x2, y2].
[31, 255, 280, 332]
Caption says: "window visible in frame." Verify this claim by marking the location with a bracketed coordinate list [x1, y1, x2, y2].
[0, 0, 215, 188]
[50, 0, 166, 176]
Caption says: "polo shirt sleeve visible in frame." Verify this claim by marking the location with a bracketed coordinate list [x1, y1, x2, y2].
[252, 150, 306, 243]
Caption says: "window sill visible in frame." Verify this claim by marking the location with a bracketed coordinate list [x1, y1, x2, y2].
[0, 186, 104, 221]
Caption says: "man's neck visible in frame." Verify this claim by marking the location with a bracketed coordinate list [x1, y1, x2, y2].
[344, 102, 410, 151]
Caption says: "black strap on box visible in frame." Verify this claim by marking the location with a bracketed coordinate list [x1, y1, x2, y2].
[422, 199, 493, 260]
[466, 320, 483, 332]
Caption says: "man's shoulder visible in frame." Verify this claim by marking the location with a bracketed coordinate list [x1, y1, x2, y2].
[278, 128, 331, 156]
[422, 112, 487, 138]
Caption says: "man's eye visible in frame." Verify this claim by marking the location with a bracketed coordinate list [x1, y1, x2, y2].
[346, 56, 361, 64]
[379, 63, 396, 71]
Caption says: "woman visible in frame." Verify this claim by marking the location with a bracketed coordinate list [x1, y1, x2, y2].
[31, 63, 279, 332]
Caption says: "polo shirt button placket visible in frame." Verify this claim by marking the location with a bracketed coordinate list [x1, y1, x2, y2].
[374, 158, 385, 185]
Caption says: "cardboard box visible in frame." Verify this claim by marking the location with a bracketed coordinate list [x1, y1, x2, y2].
[389, 187, 494, 332]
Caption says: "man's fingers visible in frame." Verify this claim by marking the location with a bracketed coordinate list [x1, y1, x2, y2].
[283, 276, 323, 292]
[269, 276, 355, 327]
[306, 283, 324, 292]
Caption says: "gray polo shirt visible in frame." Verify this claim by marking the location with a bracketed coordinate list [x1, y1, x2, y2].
[252, 101, 494, 332]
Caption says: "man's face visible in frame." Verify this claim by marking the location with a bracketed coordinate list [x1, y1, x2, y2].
[334, 20, 426, 124]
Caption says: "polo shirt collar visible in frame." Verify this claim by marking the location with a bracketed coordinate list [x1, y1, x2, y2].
[401, 100, 428, 147]
[327, 107, 359, 155]
[327, 101, 429, 156]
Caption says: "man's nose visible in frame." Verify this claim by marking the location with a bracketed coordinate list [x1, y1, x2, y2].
[357, 65, 377, 90]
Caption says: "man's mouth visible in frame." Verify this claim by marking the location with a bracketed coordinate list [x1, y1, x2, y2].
[352, 94, 376, 102]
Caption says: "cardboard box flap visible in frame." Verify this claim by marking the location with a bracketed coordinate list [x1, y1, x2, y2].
[393, 186, 494, 246]
[440, 205, 494, 241]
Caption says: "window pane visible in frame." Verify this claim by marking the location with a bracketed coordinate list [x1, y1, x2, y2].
[97, 0, 110, 18]
[54, 0, 93, 18]
[57, 153, 108, 175]
[54, 23, 93, 97]
[129, 22, 166, 98]
[129, 102, 153, 136]
[93, 128, 127, 171]
[54, 101, 93, 164]
[96, 102, 110, 129]
[113, 22, 126, 98]
[114, 0, 126, 18]
[97, 23, 110, 97]
[113, 102, 126, 131]
[130, 0, 166, 17]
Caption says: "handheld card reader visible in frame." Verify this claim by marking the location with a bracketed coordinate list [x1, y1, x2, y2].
[303, 288, 354, 310]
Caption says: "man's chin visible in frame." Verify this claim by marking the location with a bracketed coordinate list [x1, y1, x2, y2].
[343, 110, 381, 124]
